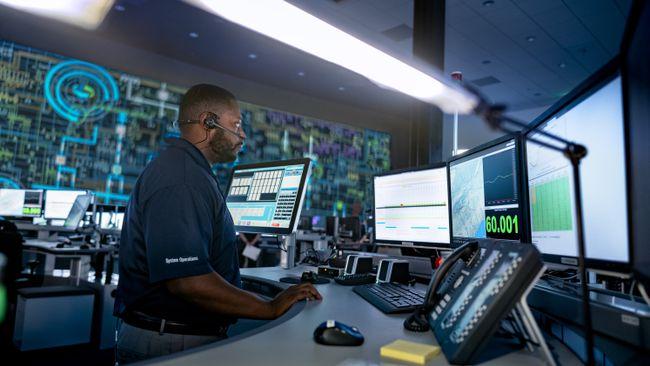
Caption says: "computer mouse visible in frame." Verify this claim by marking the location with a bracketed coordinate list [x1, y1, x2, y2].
[55, 242, 67, 248]
[314, 320, 364, 346]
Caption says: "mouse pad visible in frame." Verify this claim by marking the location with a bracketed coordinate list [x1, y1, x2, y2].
[279, 276, 330, 285]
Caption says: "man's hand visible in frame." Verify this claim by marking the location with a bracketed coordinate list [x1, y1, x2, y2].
[166, 272, 322, 320]
[269, 283, 322, 318]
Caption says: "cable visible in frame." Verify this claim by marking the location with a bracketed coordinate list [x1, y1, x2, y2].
[543, 273, 580, 281]
[629, 280, 637, 303]
[638, 282, 650, 307]
[274, 236, 287, 252]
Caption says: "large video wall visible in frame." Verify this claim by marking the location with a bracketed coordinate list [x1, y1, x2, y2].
[0, 40, 390, 217]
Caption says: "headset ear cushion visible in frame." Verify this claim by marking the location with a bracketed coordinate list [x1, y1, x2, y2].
[205, 116, 217, 129]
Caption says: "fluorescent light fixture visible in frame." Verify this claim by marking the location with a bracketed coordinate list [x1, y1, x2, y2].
[184, 0, 479, 114]
[0, 0, 115, 30]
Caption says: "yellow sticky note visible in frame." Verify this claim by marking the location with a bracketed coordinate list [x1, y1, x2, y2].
[380, 339, 441, 365]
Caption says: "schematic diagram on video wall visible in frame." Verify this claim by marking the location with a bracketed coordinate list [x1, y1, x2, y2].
[0, 40, 390, 217]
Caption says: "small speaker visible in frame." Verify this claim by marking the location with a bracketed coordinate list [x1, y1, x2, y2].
[376, 259, 410, 284]
[344, 255, 373, 275]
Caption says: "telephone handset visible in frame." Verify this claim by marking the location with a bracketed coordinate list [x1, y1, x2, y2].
[423, 241, 480, 307]
[403, 241, 480, 332]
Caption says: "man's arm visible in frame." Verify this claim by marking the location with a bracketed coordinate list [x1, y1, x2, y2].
[166, 272, 322, 319]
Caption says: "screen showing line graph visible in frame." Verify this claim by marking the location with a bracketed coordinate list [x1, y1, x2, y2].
[483, 147, 517, 206]
[450, 139, 522, 241]
[374, 166, 450, 246]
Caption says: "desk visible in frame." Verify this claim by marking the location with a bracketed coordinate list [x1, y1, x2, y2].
[144, 266, 581, 366]
[22, 240, 115, 284]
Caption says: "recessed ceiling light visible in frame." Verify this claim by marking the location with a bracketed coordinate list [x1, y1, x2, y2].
[115, 4, 125, 12]
[482, 60, 491, 65]
[189, 32, 199, 38]
[297, 71, 305, 77]
[248, 53, 257, 59]
[534, 92, 541, 96]
[338, 86, 345, 91]
[482, 0, 495, 7]
[526, 36, 536, 42]
[558, 62, 566, 68]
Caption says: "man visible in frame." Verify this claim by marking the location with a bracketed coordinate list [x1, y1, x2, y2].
[114, 84, 321, 364]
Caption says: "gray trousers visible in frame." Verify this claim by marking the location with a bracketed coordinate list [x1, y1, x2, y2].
[115, 319, 226, 364]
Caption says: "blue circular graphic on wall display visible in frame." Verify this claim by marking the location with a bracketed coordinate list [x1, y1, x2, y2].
[44, 60, 119, 123]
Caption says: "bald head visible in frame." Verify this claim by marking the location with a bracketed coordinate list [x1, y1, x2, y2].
[179, 83, 237, 123]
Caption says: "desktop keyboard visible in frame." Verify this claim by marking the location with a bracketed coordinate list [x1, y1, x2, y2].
[353, 283, 426, 314]
[334, 273, 376, 286]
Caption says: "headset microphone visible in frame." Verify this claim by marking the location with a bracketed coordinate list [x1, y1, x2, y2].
[212, 123, 245, 141]
[177, 113, 244, 143]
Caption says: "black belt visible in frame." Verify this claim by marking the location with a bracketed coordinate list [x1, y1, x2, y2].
[122, 311, 229, 336]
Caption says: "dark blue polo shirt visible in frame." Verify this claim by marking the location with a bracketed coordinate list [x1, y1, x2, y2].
[114, 138, 241, 325]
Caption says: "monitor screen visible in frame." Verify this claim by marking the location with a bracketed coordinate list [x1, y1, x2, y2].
[526, 75, 628, 266]
[311, 215, 324, 230]
[64, 194, 92, 229]
[449, 139, 523, 241]
[0, 189, 44, 217]
[95, 211, 125, 230]
[44, 189, 87, 219]
[373, 165, 450, 247]
[225, 159, 311, 235]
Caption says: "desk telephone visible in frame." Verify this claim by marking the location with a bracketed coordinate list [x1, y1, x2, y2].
[406, 239, 553, 365]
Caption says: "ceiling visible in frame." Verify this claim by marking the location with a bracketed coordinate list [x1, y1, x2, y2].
[2, 0, 633, 116]
[283, 0, 632, 111]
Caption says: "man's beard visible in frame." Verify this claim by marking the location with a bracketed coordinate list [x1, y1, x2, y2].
[209, 129, 238, 163]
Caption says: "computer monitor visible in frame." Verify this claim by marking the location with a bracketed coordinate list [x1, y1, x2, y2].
[340, 217, 361, 241]
[0, 189, 44, 217]
[64, 194, 92, 229]
[225, 158, 311, 235]
[94, 204, 125, 230]
[311, 215, 325, 231]
[373, 163, 451, 248]
[297, 216, 312, 231]
[44, 189, 88, 220]
[449, 136, 525, 242]
[525, 62, 629, 271]
[621, 0, 650, 284]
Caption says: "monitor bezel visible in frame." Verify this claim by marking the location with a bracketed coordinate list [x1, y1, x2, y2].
[43, 189, 88, 220]
[0, 188, 44, 218]
[447, 134, 528, 246]
[372, 162, 452, 250]
[522, 58, 632, 273]
[225, 158, 311, 236]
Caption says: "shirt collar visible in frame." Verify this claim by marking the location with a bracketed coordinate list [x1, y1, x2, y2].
[166, 137, 213, 173]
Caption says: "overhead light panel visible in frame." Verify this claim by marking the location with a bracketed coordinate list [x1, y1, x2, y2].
[184, 0, 479, 114]
[0, 0, 115, 30]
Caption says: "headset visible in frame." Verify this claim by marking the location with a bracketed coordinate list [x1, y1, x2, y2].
[177, 112, 245, 144]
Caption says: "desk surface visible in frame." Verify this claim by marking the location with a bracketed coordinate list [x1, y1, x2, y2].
[23, 239, 115, 255]
[144, 266, 580, 366]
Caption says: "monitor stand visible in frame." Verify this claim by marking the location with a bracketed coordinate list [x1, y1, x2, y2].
[280, 233, 296, 269]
